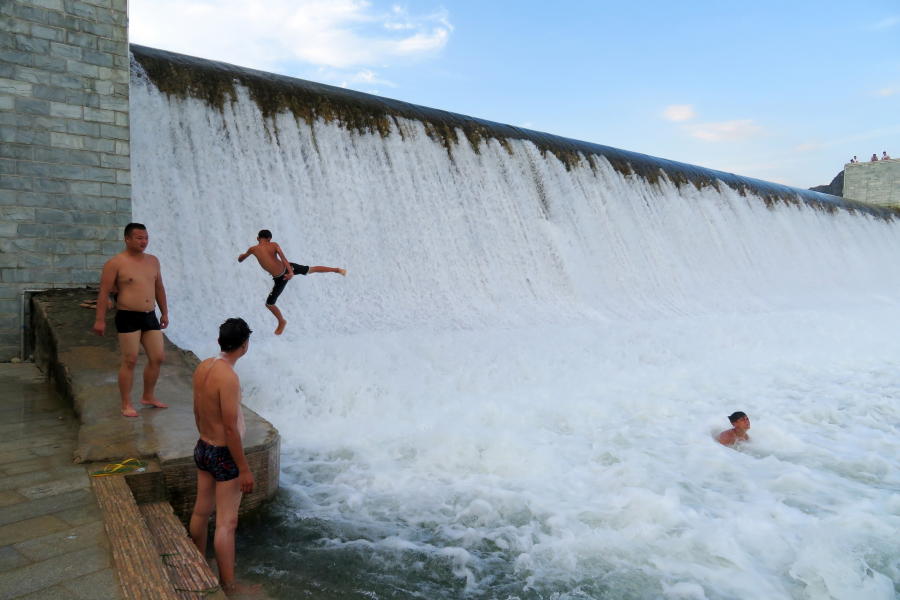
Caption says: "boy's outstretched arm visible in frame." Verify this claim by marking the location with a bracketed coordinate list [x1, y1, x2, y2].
[238, 248, 253, 262]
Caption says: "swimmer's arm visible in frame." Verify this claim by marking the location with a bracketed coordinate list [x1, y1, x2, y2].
[717, 430, 736, 446]
[154, 258, 169, 329]
[274, 243, 293, 279]
[94, 258, 118, 335]
[221, 375, 254, 494]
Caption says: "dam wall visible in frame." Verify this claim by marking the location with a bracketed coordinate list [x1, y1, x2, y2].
[130, 45, 888, 220]
[0, 0, 132, 362]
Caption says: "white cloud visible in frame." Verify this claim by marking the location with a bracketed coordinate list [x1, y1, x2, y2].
[689, 119, 764, 142]
[876, 87, 896, 97]
[130, 0, 452, 82]
[662, 104, 695, 122]
[794, 142, 819, 152]
[873, 16, 900, 29]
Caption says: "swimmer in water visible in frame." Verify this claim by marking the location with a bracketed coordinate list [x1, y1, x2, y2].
[718, 411, 751, 446]
[238, 229, 345, 335]
[189, 318, 260, 596]
[94, 223, 169, 417]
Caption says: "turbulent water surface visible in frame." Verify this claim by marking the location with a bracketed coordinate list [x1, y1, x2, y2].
[131, 62, 900, 600]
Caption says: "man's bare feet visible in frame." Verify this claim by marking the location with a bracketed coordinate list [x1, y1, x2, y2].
[339, 268, 346, 276]
[274, 320, 287, 335]
[221, 581, 264, 597]
[141, 397, 168, 409]
[122, 404, 139, 418]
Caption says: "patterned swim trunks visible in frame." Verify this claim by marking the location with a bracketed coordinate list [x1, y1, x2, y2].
[193, 438, 239, 482]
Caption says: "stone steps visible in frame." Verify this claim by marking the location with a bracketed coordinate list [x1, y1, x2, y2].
[91, 474, 225, 600]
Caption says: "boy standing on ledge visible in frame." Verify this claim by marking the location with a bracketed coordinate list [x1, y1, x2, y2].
[238, 229, 345, 335]
[94, 223, 169, 418]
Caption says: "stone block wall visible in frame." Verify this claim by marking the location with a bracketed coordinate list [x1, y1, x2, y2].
[843, 159, 900, 207]
[0, 0, 130, 361]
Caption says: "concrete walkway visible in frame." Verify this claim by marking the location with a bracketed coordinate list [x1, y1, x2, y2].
[0, 364, 122, 600]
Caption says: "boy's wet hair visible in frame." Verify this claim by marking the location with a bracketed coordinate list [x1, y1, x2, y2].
[124, 223, 146, 237]
[258, 229, 272, 239]
[219, 318, 252, 352]
[728, 411, 748, 424]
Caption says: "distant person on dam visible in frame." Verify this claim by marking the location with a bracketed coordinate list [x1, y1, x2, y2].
[871, 154, 879, 162]
[238, 229, 346, 335]
[190, 317, 259, 596]
[94, 223, 169, 418]
[718, 411, 751, 447]
[883, 151, 891, 160]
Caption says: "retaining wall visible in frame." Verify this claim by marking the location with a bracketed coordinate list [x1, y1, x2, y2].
[0, 0, 132, 361]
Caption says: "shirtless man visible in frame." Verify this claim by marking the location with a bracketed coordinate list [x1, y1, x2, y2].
[718, 411, 751, 447]
[94, 223, 169, 417]
[189, 318, 257, 596]
[238, 229, 345, 335]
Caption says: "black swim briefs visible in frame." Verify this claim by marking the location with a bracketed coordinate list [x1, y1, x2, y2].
[266, 262, 309, 306]
[114, 310, 161, 334]
[193, 438, 239, 482]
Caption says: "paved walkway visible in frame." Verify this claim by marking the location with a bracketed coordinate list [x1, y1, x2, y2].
[0, 363, 122, 600]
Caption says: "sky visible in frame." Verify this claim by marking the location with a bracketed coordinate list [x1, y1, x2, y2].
[130, 0, 900, 189]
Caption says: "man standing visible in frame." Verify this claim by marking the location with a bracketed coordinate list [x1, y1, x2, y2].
[189, 318, 256, 595]
[238, 229, 345, 335]
[94, 223, 169, 417]
[717, 411, 751, 447]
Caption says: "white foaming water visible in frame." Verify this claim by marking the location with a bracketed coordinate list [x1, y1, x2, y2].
[131, 73, 900, 599]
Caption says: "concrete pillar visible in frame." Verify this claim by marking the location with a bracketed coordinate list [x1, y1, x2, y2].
[843, 158, 900, 207]
[0, 0, 131, 361]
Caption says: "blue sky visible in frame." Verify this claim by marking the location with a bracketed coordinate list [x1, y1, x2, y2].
[131, 0, 899, 188]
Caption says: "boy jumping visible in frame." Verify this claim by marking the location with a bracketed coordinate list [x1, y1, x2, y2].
[238, 229, 345, 335]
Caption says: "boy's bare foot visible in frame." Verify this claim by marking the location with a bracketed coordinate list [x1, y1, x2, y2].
[122, 404, 139, 418]
[275, 320, 287, 335]
[141, 397, 168, 408]
[221, 581, 264, 597]
[339, 268, 346, 276]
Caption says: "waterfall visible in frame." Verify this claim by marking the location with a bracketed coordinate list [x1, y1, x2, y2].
[131, 46, 900, 600]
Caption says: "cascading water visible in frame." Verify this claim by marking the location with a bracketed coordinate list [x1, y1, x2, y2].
[130, 47, 900, 599]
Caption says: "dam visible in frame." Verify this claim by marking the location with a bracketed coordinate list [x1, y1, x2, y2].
[126, 46, 900, 599]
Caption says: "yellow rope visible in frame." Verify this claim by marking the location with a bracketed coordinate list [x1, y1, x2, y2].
[173, 585, 221, 596]
[90, 458, 149, 477]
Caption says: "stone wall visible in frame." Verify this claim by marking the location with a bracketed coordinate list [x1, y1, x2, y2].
[843, 159, 900, 207]
[0, 0, 131, 361]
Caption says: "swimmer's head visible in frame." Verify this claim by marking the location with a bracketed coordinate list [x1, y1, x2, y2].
[728, 411, 750, 429]
[728, 411, 748, 424]
[219, 317, 252, 352]
[258, 229, 272, 240]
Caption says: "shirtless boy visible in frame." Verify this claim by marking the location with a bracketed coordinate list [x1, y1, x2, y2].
[718, 411, 751, 447]
[189, 318, 257, 596]
[94, 223, 169, 418]
[238, 229, 345, 335]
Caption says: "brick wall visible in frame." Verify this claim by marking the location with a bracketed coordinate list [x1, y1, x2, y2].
[0, 0, 130, 361]
[843, 159, 900, 208]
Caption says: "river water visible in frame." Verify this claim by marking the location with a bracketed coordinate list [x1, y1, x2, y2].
[131, 67, 900, 599]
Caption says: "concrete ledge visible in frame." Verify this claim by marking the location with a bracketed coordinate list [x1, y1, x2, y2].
[31, 287, 279, 521]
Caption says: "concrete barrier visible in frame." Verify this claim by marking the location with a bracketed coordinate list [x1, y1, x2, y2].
[31, 286, 279, 522]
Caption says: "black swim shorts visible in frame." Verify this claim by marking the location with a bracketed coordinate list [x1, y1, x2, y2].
[193, 438, 239, 482]
[114, 310, 161, 334]
[266, 262, 310, 306]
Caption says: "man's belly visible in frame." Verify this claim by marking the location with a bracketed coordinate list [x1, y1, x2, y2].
[116, 289, 157, 312]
